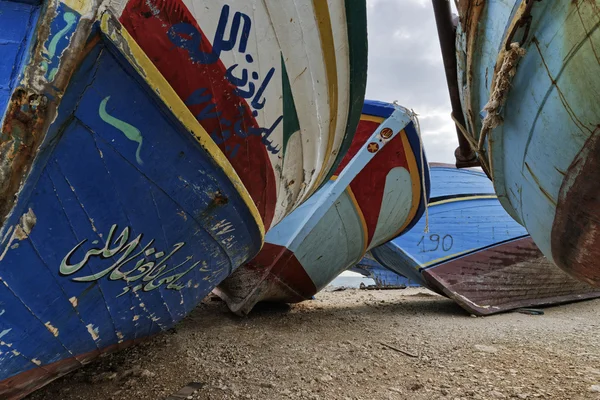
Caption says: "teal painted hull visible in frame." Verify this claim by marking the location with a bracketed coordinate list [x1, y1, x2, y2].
[454, 0, 600, 286]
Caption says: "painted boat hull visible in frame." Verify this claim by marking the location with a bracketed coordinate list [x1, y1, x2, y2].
[215, 100, 430, 314]
[349, 254, 420, 288]
[371, 164, 600, 315]
[0, 13, 263, 399]
[453, 1, 600, 286]
[0, 0, 367, 397]
[118, 0, 368, 230]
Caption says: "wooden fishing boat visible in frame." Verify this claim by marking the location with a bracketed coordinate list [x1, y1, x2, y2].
[432, 0, 600, 286]
[119, 0, 367, 229]
[370, 164, 600, 315]
[349, 253, 420, 288]
[215, 100, 430, 314]
[0, 0, 367, 397]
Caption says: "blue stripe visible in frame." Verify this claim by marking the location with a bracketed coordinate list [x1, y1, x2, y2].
[362, 99, 396, 118]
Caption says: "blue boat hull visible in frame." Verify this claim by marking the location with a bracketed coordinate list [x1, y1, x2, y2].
[371, 164, 600, 314]
[349, 255, 420, 288]
[452, 1, 600, 286]
[0, 10, 262, 398]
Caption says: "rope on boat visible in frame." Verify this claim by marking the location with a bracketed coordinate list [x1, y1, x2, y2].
[451, 112, 478, 149]
[450, 43, 526, 176]
[477, 43, 526, 153]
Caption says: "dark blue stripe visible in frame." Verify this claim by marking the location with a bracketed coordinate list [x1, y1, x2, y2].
[361, 99, 396, 118]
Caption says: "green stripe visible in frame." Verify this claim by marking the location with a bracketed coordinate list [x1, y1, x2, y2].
[281, 53, 300, 157]
[317, 0, 368, 188]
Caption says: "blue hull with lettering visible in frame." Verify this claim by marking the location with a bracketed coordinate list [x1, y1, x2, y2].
[370, 164, 600, 315]
[0, 5, 263, 398]
[371, 163, 526, 287]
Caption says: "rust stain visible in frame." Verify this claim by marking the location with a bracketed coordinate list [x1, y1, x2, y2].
[211, 192, 229, 206]
[0, 0, 101, 227]
[551, 126, 600, 286]
[0, 91, 47, 224]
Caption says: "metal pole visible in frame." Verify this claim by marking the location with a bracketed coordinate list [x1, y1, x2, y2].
[431, 0, 479, 169]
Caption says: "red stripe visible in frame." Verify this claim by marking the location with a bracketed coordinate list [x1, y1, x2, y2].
[335, 119, 411, 246]
[120, 0, 276, 229]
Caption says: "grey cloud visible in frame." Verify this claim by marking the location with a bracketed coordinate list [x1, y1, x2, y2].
[365, 0, 459, 163]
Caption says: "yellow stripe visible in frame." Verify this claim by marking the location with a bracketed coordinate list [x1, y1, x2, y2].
[100, 14, 265, 240]
[310, 0, 339, 197]
[391, 130, 421, 237]
[61, 0, 92, 14]
[429, 195, 497, 207]
[360, 114, 385, 124]
[345, 187, 369, 255]
[421, 248, 480, 268]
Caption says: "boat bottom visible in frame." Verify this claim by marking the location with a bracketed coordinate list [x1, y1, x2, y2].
[422, 237, 600, 315]
[0, 338, 147, 400]
[551, 126, 600, 287]
[215, 243, 316, 315]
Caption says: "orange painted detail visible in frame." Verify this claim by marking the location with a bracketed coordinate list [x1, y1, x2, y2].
[380, 127, 393, 139]
[367, 142, 379, 153]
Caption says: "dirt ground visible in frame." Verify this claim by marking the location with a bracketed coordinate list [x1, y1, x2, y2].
[28, 288, 600, 400]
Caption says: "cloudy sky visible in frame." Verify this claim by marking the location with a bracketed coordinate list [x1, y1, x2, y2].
[365, 0, 458, 164]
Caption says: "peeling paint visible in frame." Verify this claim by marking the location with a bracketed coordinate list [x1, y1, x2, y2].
[0, 0, 102, 231]
[86, 324, 99, 341]
[0, 208, 36, 261]
[69, 296, 78, 307]
[44, 322, 59, 337]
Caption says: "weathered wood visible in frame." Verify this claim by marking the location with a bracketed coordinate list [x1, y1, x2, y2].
[450, 0, 600, 286]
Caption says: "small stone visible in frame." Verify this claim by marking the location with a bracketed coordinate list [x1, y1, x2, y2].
[590, 385, 600, 393]
[318, 375, 333, 383]
[260, 382, 275, 389]
[474, 344, 498, 354]
[489, 390, 506, 398]
[124, 378, 137, 388]
[139, 369, 155, 379]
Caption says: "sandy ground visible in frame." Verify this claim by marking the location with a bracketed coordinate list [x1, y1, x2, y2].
[27, 287, 600, 400]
